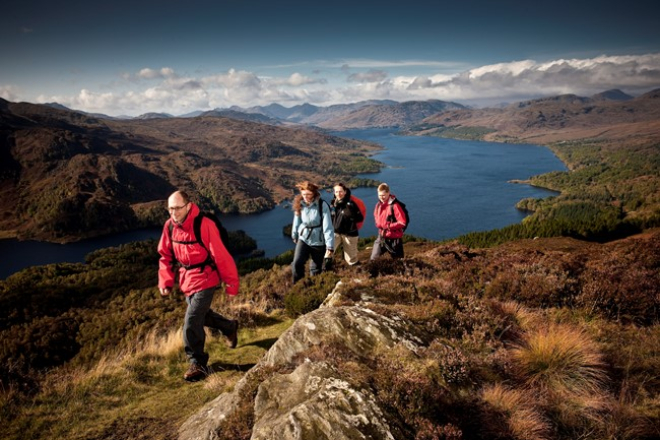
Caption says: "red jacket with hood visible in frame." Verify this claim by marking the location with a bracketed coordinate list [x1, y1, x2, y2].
[158, 203, 239, 296]
[373, 195, 407, 239]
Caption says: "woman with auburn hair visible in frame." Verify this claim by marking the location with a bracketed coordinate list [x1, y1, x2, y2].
[290, 181, 334, 283]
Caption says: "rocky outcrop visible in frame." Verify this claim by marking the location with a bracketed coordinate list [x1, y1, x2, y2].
[251, 362, 395, 440]
[178, 281, 424, 440]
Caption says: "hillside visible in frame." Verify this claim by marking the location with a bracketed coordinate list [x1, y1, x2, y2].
[0, 99, 381, 242]
[401, 89, 660, 247]
[1, 231, 658, 439]
[229, 99, 465, 129]
[410, 89, 660, 145]
[311, 99, 467, 129]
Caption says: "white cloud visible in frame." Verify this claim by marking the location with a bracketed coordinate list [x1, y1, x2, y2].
[0, 84, 21, 101]
[381, 53, 660, 104]
[269, 73, 326, 87]
[23, 53, 660, 115]
[137, 67, 177, 80]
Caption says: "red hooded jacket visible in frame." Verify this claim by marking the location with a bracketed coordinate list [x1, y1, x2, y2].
[158, 203, 239, 296]
[373, 195, 407, 239]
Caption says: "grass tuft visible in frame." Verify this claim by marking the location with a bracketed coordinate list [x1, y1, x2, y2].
[481, 383, 552, 440]
[511, 324, 606, 399]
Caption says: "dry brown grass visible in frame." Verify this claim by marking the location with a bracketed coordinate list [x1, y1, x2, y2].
[481, 383, 552, 440]
[511, 324, 607, 399]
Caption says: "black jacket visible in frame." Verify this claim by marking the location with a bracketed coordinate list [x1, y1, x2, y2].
[331, 189, 364, 237]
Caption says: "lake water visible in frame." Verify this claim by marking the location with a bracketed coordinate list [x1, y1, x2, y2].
[0, 129, 566, 279]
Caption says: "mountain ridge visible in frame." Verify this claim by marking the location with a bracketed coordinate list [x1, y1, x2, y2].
[408, 88, 660, 145]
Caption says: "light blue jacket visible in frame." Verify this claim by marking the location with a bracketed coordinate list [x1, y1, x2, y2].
[292, 197, 335, 248]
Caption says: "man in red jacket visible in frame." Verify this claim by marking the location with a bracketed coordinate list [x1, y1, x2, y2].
[158, 190, 239, 382]
[371, 183, 407, 260]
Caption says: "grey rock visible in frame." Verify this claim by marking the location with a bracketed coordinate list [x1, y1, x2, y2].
[179, 293, 423, 440]
[252, 361, 395, 440]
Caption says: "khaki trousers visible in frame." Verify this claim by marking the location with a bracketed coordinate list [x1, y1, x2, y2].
[334, 234, 359, 265]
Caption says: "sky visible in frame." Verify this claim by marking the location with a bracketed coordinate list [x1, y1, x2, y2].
[1, 0, 660, 117]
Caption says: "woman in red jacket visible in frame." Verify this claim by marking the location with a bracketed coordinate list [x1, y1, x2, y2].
[371, 183, 407, 260]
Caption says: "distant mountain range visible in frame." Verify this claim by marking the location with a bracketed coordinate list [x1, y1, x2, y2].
[46, 98, 468, 129]
[40, 88, 646, 132]
[408, 88, 660, 145]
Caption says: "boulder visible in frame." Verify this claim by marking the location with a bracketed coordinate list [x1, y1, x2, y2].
[179, 298, 423, 440]
[251, 361, 394, 440]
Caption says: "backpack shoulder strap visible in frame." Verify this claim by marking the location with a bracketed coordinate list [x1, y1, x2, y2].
[193, 213, 207, 251]
[389, 199, 401, 223]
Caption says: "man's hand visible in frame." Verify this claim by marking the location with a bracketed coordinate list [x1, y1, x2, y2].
[160, 287, 172, 297]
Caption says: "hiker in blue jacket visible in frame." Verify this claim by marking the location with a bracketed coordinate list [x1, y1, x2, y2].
[291, 181, 334, 283]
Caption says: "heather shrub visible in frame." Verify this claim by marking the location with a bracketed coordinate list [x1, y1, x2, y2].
[284, 272, 340, 317]
[576, 234, 660, 324]
[597, 323, 660, 423]
[452, 297, 523, 353]
[591, 399, 658, 440]
[363, 275, 423, 305]
[422, 340, 473, 387]
[423, 258, 482, 298]
[369, 347, 455, 439]
[484, 260, 580, 308]
[364, 256, 407, 277]
[578, 260, 659, 325]
[397, 298, 458, 337]
[413, 419, 463, 440]
[233, 264, 291, 324]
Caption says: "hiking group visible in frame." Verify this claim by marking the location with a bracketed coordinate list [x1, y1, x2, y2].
[291, 181, 408, 283]
[157, 182, 408, 381]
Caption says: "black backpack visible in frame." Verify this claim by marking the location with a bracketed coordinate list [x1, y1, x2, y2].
[388, 198, 410, 231]
[167, 211, 230, 272]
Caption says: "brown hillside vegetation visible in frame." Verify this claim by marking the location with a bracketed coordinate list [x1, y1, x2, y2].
[1, 230, 658, 439]
[184, 232, 659, 440]
[314, 100, 466, 129]
[0, 99, 381, 242]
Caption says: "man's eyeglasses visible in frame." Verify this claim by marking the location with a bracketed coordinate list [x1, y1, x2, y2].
[168, 204, 188, 212]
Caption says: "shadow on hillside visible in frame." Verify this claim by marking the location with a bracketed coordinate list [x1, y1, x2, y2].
[250, 316, 287, 327]
[209, 361, 256, 373]
[242, 337, 279, 350]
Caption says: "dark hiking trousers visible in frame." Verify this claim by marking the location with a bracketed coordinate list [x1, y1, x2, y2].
[370, 236, 404, 260]
[291, 240, 326, 283]
[184, 287, 234, 366]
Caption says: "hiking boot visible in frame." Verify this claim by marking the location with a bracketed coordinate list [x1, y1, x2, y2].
[183, 363, 208, 382]
[226, 320, 239, 349]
